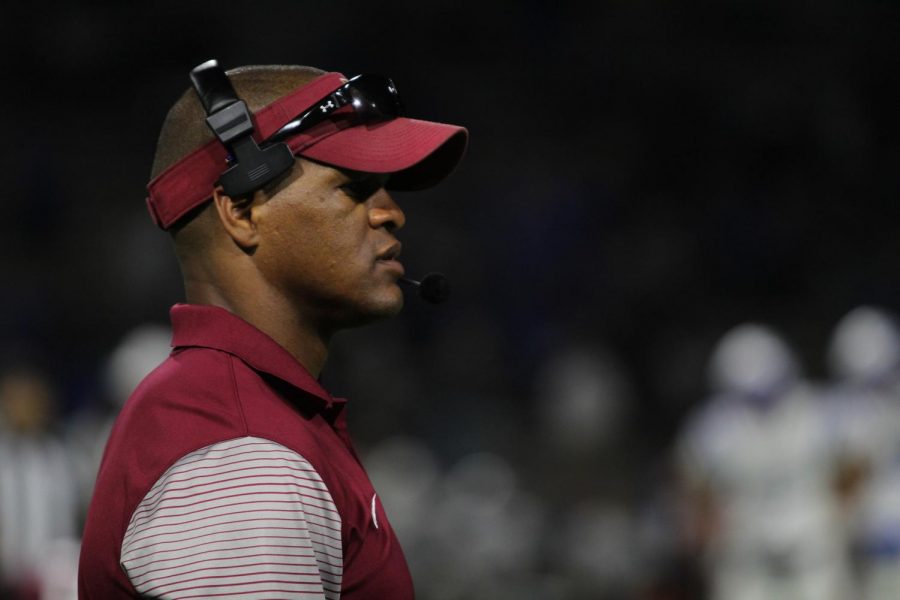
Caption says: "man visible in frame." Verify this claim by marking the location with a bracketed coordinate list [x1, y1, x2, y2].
[676, 323, 852, 600]
[78, 61, 467, 598]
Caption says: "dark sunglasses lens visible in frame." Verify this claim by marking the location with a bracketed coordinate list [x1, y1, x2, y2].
[349, 76, 402, 119]
[267, 75, 403, 144]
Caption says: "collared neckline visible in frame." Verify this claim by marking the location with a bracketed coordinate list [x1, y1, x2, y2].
[169, 303, 344, 412]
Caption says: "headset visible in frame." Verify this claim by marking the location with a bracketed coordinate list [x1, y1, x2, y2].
[189, 59, 295, 199]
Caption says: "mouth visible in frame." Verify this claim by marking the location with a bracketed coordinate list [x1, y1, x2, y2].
[376, 242, 405, 276]
[377, 242, 402, 261]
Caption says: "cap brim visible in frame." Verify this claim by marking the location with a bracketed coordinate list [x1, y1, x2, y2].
[298, 117, 468, 191]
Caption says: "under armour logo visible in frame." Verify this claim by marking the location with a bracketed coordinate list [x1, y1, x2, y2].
[371, 493, 379, 529]
[319, 100, 336, 113]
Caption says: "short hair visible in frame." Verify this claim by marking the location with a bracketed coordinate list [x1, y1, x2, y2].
[150, 64, 326, 181]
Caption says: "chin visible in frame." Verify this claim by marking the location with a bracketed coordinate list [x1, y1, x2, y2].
[336, 287, 405, 329]
[367, 288, 405, 319]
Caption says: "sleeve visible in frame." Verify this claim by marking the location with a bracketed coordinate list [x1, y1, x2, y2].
[119, 436, 343, 600]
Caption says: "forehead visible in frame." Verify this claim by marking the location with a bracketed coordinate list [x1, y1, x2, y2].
[263, 157, 342, 194]
[258, 158, 385, 210]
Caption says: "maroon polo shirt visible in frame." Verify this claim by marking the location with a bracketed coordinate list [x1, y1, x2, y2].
[78, 303, 414, 599]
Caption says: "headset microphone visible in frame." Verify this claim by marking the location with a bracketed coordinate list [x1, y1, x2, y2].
[400, 273, 450, 304]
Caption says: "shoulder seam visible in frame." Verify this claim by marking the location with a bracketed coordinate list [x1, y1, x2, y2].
[228, 354, 250, 436]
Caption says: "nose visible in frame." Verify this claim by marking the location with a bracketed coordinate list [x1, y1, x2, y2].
[368, 189, 406, 231]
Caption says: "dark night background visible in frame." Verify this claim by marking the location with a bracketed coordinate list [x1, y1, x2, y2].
[0, 1, 899, 597]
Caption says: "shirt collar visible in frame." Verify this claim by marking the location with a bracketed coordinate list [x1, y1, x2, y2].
[169, 303, 344, 412]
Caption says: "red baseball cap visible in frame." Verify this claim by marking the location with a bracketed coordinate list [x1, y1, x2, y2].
[146, 72, 468, 229]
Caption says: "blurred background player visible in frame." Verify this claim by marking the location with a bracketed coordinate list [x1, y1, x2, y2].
[823, 306, 900, 600]
[676, 323, 851, 600]
[532, 342, 647, 599]
[65, 324, 171, 517]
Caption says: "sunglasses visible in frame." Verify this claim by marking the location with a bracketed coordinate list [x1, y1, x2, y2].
[265, 74, 404, 146]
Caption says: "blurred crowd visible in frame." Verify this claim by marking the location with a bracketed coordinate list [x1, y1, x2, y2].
[4, 304, 900, 599]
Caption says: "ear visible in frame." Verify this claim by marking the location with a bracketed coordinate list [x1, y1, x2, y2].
[211, 186, 261, 250]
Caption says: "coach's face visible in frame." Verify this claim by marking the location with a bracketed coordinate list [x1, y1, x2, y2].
[250, 158, 407, 329]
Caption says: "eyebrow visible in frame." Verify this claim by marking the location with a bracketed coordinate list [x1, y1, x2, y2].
[338, 169, 389, 187]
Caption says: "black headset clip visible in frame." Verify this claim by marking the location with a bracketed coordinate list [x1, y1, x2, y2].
[190, 59, 294, 198]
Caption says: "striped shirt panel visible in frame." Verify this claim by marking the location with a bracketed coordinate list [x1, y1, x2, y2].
[120, 437, 343, 599]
